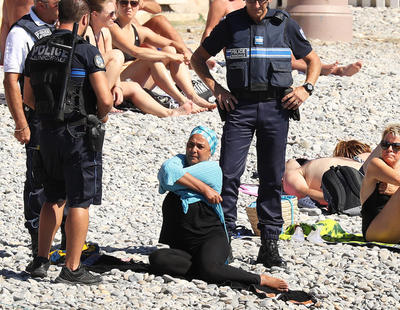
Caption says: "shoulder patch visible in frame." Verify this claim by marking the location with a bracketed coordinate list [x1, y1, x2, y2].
[94, 54, 105, 69]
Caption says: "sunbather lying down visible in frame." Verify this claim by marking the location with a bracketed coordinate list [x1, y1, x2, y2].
[283, 140, 371, 205]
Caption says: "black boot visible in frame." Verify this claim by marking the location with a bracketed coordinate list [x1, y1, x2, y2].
[256, 239, 286, 268]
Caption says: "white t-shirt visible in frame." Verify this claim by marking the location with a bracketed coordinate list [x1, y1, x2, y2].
[3, 8, 55, 74]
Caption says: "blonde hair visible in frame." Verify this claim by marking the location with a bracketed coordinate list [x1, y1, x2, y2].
[333, 140, 372, 158]
[382, 124, 400, 141]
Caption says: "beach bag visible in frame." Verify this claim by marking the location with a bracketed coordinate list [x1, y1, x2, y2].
[321, 165, 363, 216]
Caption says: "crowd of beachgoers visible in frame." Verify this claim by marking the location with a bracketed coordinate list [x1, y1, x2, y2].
[0, 4, 400, 309]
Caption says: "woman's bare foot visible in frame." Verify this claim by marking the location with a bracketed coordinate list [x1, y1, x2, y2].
[171, 101, 192, 116]
[191, 103, 208, 114]
[320, 61, 339, 75]
[260, 274, 288, 292]
[110, 106, 125, 113]
[332, 61, 362, 76]
[190, 94, 217, 111]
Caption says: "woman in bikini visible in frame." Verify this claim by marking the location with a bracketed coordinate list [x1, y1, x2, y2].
[361, 124, 400, 243]
[86, 0, 192, 117]
[109, 0, 216, 113]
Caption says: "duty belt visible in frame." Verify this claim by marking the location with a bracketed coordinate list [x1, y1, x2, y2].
[40, 117, 87, 129]
[233, 87, 284, 102]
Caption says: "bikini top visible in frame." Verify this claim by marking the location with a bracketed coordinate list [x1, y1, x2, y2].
[114, 20, 140, 62]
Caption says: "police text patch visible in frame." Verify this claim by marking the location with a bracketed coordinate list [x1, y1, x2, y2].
[94, 54, 105, 69]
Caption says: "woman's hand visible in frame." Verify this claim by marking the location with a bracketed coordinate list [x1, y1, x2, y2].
[112, 85, 124, 106]
[203, 187, 223, 204]
[378, 182, 399, 196]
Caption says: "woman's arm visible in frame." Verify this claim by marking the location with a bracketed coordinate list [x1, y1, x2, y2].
[366, 157, 400, 186]
[158, 155, 222, 203]
[109, 23, 183, 63]
[138, 25, 190, 62]
[177, 173, 222, 204]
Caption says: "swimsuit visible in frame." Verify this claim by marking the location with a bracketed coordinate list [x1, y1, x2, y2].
[114, 21, 140, 62]
[361, 183, 390, 238]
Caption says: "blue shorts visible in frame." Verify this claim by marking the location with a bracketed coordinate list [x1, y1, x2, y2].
[39, 123, 102, 208]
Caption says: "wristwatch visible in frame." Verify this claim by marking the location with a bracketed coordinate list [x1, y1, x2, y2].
[302, 82, 314, 95]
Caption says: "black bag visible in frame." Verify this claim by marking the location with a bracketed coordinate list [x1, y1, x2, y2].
[321, 165, 364, 216]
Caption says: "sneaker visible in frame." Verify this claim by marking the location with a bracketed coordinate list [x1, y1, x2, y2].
[55, 265, 102, 285]
[26, 256, 50, 278]
[256, 239, 287, 268]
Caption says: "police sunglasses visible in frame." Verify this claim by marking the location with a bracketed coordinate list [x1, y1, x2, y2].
[380, 140, 400, 152]
[246, 0, 269, 4]
[119, 0, 139, 7]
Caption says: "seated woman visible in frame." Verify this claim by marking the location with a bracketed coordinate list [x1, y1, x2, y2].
[150, 126, 288, 291]
[361, 124, 400, 243]
[86, 0, 191, 117]
[109, 0, 216, 113]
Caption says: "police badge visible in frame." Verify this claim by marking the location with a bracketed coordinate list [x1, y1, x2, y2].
[94, 54, 105, 69]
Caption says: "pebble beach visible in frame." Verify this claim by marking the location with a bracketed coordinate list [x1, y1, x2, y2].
[1, 7, 400, 309]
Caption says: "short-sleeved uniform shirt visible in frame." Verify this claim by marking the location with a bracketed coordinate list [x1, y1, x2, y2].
[24, 29, 107, 207]
[202, 8, 312, 61]
[4, 8, 55, 74]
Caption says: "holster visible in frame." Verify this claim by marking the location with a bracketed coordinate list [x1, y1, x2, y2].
[87, 114, 105, 152]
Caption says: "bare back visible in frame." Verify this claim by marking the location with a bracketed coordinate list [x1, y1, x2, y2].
[302, 157, 363, 190]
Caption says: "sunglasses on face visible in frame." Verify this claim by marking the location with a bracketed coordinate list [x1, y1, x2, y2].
[380, 140, 400, 152]
[246, 0, 268, 4]
[119, 0, 139, 7]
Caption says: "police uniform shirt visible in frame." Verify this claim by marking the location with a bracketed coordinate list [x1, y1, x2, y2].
[3, 8, 55, 74]
[202, 7, 312, 60]
[25, 29, 106, 120]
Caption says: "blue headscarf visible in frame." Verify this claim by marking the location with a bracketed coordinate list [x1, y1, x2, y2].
[190, 125, 218, 155]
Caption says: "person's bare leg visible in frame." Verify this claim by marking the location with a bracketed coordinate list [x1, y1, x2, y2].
[121, 81, 192, 117]
[331, 61, 362, 77]
[260, 274, 289, 292]
[365, 188, 400, 243]
[143, 15, 192, 57]
[64, 207, 89, 271]
[121, 60, 193, 106]
[37, 201, 66, 258]
[168, 57, 216, 111]
[104, 49, 124, 89]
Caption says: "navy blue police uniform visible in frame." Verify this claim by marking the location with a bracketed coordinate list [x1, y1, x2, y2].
[202, 8, 312, 241]
[24, 29, 106, 208]
[11, 14, 54, 241]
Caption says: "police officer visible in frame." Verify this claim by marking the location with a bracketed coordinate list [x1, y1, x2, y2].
[191, 0, 321, 267]
[24, 0, 113, 284]
[3, 0, 58, 257]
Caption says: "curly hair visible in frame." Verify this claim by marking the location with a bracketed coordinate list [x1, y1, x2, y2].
[333, 140, 372, 158]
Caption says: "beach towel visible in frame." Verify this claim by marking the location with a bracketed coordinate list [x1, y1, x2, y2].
[239, 184, 259, 196]
[280, 219, 400, 252]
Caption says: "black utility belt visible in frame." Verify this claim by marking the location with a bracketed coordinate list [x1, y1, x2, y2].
[233, 88, 285, 101]
[40, 117, 87, 130]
